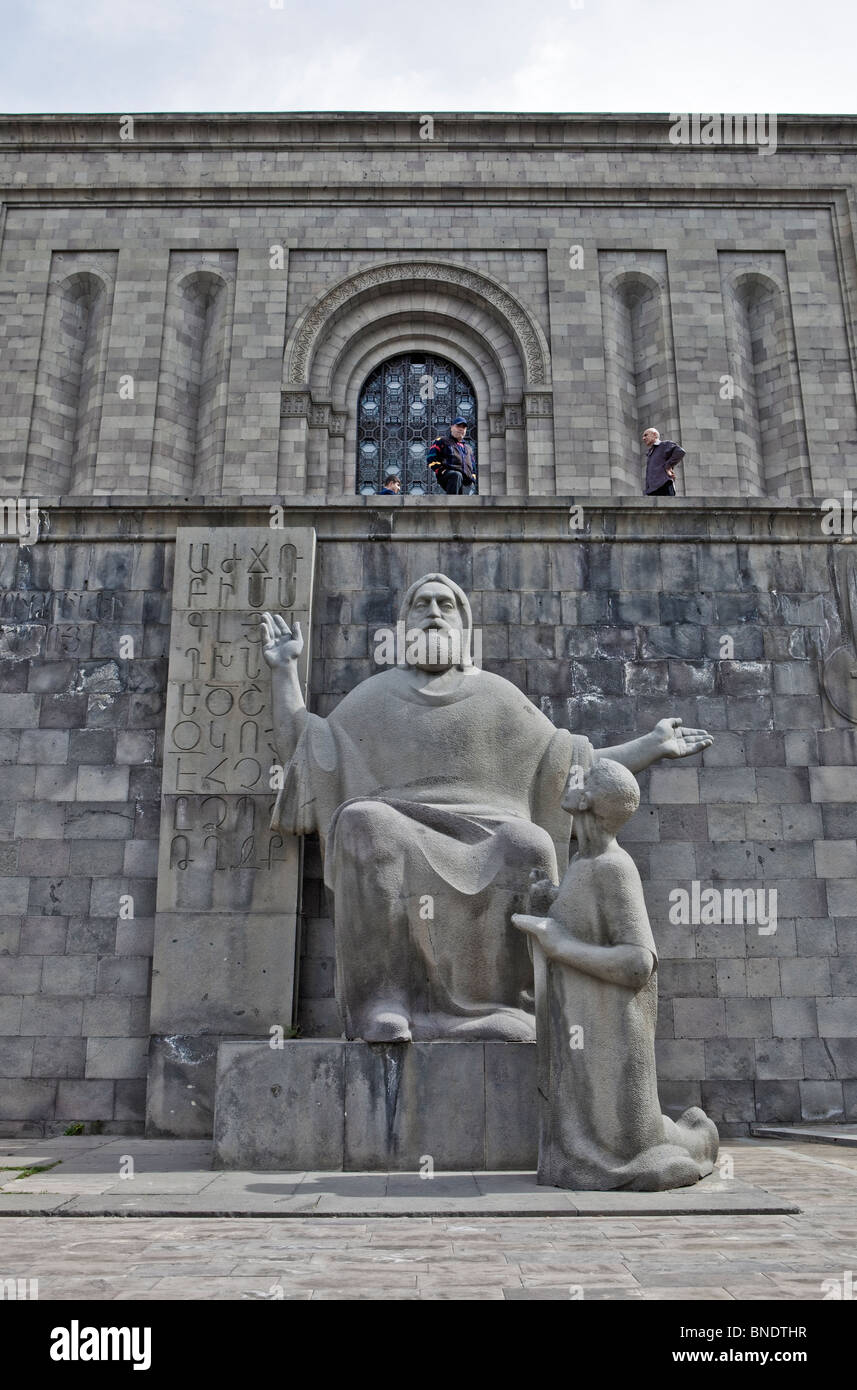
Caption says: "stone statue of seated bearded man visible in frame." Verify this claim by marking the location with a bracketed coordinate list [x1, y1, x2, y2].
[262, 573, 711, 1044]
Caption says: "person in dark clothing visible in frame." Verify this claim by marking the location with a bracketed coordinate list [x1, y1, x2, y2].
[379, 473, 402, 495]
[643, 428, 685, 496]
[427, 417, 477, 495]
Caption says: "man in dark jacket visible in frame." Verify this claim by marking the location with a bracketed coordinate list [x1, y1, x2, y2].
[643, 428, 685, 496]
[427, 417, 477, 495]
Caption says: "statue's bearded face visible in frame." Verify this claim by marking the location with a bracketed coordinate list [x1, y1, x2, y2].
[406, 581, 465, 671]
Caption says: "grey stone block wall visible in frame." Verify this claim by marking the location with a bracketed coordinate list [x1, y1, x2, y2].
[0, 537, 168, 1136]
[1, 506, 855, 1135]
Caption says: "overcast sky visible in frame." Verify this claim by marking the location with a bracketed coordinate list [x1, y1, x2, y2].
[1, 0, 854, 115]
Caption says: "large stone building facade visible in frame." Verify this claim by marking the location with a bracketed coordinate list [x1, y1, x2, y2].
[1, 113, 857, 1138]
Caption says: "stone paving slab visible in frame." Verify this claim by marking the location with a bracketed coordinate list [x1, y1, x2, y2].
[0, 1137, 850, 1300]
[0, 1161, 797, 1217]
[0, 1193, 76, 1213]
[750, 1123, 857, 1147]
[0, 1136, 802, 1217]
[0, 1156, 60, 1169]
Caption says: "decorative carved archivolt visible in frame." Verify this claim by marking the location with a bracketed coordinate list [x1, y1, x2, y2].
[286, 260, 549, 388]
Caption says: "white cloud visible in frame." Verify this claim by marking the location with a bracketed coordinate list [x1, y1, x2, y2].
[1, 0, 855, 112]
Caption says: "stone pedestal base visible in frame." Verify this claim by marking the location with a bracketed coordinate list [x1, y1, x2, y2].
[212, 1040, 537, 1171]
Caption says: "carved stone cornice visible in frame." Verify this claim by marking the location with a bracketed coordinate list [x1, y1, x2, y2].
[524, 392, 554, 421]
[280, 390, 311, 418]
[488, 412, 505, 437]
[4, 496, 829, 547]
[2, 113, 855, 151]
[280, 391, 344, 436]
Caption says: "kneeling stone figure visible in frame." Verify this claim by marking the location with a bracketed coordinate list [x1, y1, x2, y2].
[513, 757, 719, 1192]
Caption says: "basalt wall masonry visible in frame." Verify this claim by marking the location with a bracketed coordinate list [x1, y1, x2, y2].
[0, 499, 856, 1138]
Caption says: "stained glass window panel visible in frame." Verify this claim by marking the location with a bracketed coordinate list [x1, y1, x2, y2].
[356, 353, 478, 493]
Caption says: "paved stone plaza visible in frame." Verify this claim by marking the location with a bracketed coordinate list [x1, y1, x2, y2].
[0, 1135, 854, 1299]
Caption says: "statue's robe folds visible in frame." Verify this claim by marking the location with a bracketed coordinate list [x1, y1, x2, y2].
[271, 665, 593, 1039]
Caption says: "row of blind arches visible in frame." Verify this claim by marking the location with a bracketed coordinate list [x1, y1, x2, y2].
[24, 262, 479, 496]
[25, 264, 234, 497]
[22, 260, 807, 497]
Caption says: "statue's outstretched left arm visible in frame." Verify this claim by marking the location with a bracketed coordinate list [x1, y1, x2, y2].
[597, 716, 712, 773]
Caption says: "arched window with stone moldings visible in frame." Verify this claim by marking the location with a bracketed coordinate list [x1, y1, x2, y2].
[356, 352, 478, 494]
[278, 258, 551, 495]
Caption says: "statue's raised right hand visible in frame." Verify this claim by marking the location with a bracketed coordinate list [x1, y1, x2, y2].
[261, 612, 304, 669]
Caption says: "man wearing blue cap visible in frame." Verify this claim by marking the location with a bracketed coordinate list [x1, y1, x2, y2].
[427, 417, 477, 495]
